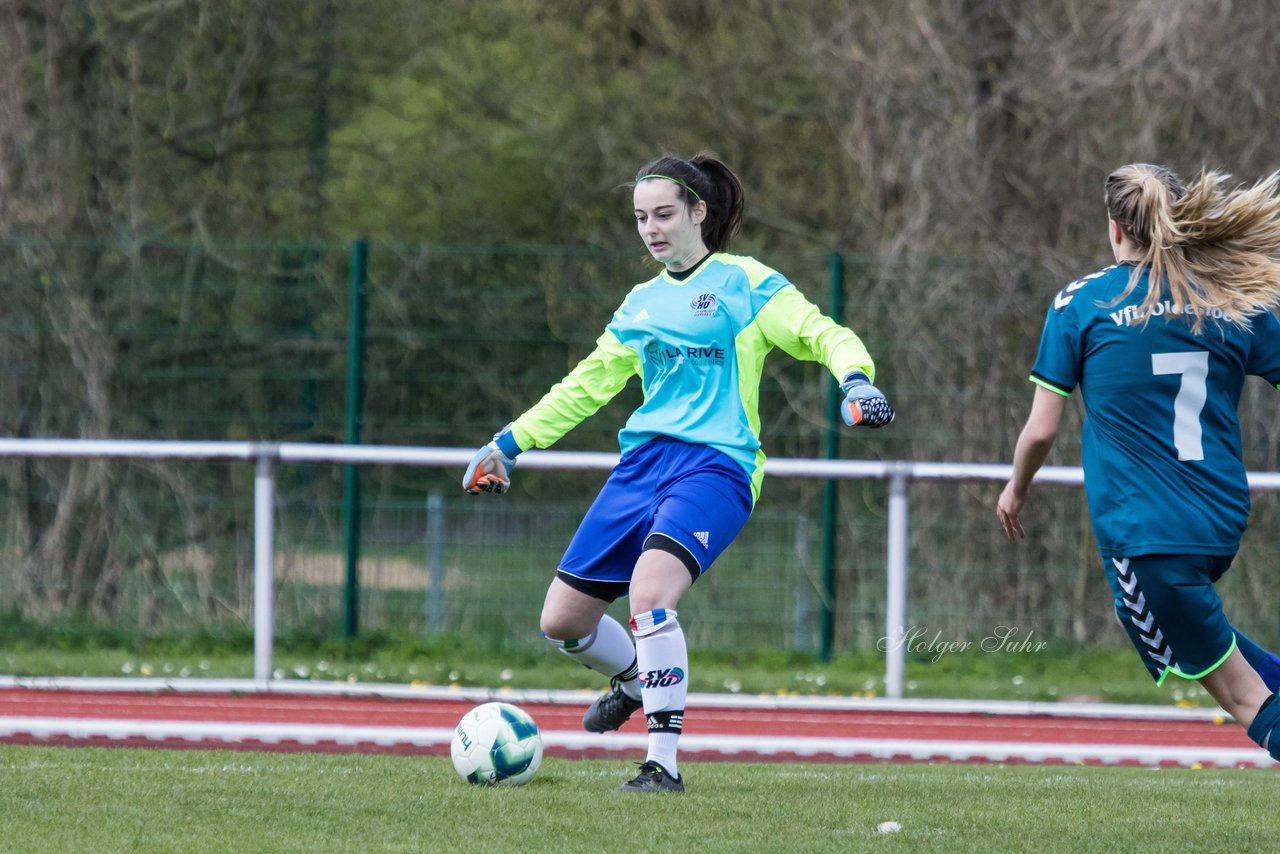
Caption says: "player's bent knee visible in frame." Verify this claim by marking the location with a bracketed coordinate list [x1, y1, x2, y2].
[541, 629, 593, 652]
[539, 611, 601, 646]
[539, 616, 579, 643]
[538, 607, 581, 641]
[628, 586, 685, 615]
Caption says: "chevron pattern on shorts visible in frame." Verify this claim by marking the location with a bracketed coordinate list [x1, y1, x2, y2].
[1113, 558, 1176, 669]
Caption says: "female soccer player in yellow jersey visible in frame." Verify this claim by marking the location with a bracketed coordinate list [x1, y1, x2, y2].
[464, 152, 893, 792]
[999, 163, 1280, 761]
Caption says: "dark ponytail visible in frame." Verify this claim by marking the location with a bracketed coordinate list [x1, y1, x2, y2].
[634, 152, 745, 252]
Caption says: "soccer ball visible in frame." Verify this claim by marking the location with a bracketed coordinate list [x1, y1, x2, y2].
[450, 702, 543, 786]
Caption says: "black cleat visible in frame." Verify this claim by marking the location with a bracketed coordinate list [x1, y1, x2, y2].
[583, 678, 643, 733]
[617, 761, 684, 793]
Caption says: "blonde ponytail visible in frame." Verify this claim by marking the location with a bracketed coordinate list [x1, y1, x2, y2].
[1105, 164, 1280, 333]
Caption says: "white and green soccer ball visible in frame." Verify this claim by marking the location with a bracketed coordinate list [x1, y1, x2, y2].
[450, 702, 543, 786]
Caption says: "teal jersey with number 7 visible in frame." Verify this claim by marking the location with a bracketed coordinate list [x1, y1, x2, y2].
[1030, 262, 1280, 557]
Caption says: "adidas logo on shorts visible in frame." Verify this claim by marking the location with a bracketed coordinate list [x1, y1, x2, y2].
[693, 531, 709, 548]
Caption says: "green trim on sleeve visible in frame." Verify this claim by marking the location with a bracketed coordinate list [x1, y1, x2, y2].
[1157, 635, 1238, 687]
[1029, 375, 1072, 397]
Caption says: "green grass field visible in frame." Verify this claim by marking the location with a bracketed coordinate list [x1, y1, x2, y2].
[2, 745, 1275, 852]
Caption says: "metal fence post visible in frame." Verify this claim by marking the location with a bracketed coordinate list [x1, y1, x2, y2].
[425, 490, 445, 631]
[253, 451, 277, 684]
[342, 238, 369, 638]
[792, 513, 812, 650]
[884, 467, 910, 698]
[819, 251, 846, 662]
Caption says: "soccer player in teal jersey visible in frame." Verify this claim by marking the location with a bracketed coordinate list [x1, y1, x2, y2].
[998, 163, 1280, 761]
[462, 152, 893, 792]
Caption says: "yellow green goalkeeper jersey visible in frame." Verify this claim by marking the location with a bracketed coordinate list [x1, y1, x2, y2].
[508, 252, 875, 502]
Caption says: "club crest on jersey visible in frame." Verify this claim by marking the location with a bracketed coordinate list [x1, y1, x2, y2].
[690, 293, 718, 316]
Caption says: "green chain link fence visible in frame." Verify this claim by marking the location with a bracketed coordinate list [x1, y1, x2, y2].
[1, 236, 1276, 654]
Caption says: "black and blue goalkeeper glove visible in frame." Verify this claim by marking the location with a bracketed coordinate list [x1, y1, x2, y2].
[840, 372, 894, 428]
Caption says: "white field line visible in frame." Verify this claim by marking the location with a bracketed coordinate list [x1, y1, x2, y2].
[0, 675, 1227, 722]
[0, 715, 1271, 769]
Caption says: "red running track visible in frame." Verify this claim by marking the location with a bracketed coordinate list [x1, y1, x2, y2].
[0, 685, 1271, 769]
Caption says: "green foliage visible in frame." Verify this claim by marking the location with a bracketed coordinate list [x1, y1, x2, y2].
[11, 3, 1280, 255]
[3, 746, 1277, 852]
[6, 4, 1280, 664]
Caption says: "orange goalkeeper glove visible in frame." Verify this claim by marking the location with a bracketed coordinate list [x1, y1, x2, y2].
[461, 425, 522, 494]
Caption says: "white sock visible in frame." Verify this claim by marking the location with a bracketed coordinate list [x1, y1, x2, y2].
[647, 732, 680, 776]
[546, 615, 640, 699]
[631, 608, 687, 778]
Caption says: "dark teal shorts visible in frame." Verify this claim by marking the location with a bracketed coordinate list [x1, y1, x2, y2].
[1104, 553, 1236, 685]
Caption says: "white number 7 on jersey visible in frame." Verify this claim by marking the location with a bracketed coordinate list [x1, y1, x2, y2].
[1151, 351, 1208, 461]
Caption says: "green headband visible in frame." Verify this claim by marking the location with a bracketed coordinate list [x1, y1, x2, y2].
[637, 174, 702, 202]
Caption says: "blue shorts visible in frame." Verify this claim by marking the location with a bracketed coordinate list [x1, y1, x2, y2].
[1104, 553, 1235, 685]
[557, 436, 753, 602]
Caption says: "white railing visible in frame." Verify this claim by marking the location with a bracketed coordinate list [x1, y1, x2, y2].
[4, 438, 1280, 697]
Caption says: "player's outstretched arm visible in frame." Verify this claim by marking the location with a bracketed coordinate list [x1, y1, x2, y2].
[460, 330, 639, 496]
[462, 425, 522, 495]
[841, 372, 895, 428]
